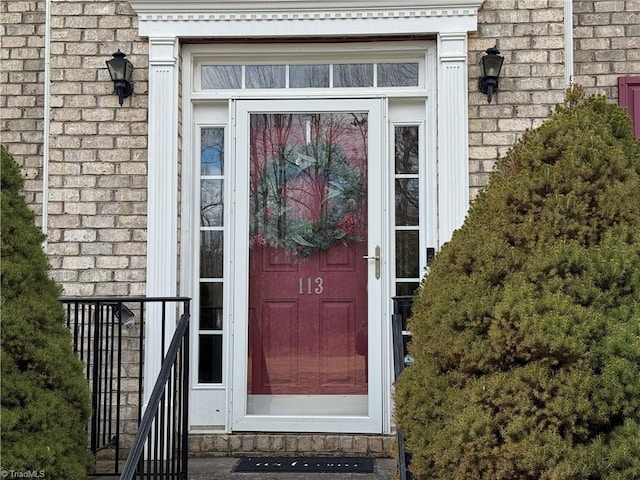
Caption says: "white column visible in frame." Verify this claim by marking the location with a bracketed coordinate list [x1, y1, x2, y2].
[437, 32, 470, 246]
[144, 37, 179, 404]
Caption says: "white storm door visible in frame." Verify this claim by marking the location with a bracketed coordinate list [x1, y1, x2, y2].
[231, 99, 386, 433]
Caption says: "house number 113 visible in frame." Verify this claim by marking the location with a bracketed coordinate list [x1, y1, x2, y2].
[298, 277, 324, 295]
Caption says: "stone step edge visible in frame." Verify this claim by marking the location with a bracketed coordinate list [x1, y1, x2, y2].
[188, 434, 396, 458]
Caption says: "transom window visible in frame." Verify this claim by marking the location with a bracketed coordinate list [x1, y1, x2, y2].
[201, 62, 419, 90]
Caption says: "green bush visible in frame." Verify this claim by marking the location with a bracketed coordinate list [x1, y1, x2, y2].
[394, 88, 640, 480]
[1, 146, 93, 479]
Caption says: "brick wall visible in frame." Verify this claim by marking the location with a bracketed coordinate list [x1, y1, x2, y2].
[2, 0, 639, 457]
[4, 0, 639, 295]
[188, 433, 395, 458]
[468, 0, 568, 198]
[2, 2, 148, 459]
[1, 0, 148, 297]
[46, 0, 147, 296]
[573, 0, 640, 99]
[0, 0, 46, 215]
[468, 0, 640, 199]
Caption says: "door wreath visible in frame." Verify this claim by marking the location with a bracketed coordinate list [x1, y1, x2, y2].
[250, 139, 366, 257]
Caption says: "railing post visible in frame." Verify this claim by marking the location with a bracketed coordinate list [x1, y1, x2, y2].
[181, 301, 190, 480]
[90, 304, 101, 453]
[392, 296, 415, 480]
[115, 305, 123, 468]
[118, 311, 190, 480]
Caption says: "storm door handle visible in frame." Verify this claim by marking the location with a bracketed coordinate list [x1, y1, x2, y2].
[363, 245, 381, 279]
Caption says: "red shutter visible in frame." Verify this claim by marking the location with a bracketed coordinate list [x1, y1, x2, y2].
[618, 76, 640, 139]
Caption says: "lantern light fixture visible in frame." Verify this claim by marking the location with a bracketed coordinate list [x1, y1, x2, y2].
[478, 45, 504, 104]
[106, 49, 133, 106]
[110, 303, 135, 328]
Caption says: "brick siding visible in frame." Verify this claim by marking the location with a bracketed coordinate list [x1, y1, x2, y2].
[0, 0, 46, 214]
[468, 0, 640, 199]
[468, 0, 568, 198]
[3, 0, 639, 294]
[55, 0, 145, 296]
[2, 0, 639, 458]
[573, 0, 640, 98]
[2, 0, 149, 297]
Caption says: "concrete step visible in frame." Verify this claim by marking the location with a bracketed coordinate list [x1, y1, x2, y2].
[93, 457, 398, 479]
[188, 457, 397, 480]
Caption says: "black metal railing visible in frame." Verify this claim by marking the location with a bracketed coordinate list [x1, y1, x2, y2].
[61, 297, 190, 477]
[392, 296, 414, 480]
[119, 311, 190, 480]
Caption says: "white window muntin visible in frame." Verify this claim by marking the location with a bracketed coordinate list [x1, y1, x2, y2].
[201, 62, 419, 90]
[198, 124, 226, 386]
[190, 41, 430, 94]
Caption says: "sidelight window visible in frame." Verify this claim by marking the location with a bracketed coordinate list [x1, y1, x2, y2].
[393, 125, 421, 296]
[199, 127, 225, 384]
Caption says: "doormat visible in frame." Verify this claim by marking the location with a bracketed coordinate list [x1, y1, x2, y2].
[233, 456, 375, 473]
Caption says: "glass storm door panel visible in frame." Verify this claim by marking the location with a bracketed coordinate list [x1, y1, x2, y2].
[249, 111, 368, 412]
[233, 100, 383, 432]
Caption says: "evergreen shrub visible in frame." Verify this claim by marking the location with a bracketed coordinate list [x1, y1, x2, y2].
[394, 88, 640, 480]
[1, 146, 93, 479]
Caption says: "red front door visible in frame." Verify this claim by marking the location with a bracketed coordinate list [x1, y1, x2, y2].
[247, 111, 369, 408]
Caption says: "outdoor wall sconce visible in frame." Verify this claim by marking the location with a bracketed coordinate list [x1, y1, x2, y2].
[106, 49, 133, 106]
[110, 303, 136, 328]
[478, 46, 504, 104]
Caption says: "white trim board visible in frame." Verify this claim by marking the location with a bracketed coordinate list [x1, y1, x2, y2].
[131, 0, 483, 38]
[135, 2, 480, 431]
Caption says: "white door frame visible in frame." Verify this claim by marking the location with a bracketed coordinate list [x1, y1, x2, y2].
[178, 37, 467, 433]
[136, 0, 477, 429]
[231, 98, 387, 433]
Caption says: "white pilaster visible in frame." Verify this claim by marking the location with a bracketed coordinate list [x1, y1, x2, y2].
[437, 32, 470, 246]
[144, 37, 180, 404]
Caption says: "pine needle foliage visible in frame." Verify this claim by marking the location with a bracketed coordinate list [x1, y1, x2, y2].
[1, 146, 93, 479]
[394, 88, 640, 480]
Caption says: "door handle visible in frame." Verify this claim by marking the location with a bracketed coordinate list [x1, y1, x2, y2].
[363, 245, 381, 279]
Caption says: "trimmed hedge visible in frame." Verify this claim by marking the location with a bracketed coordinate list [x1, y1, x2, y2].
[394, 88, 640, 480]
[1, 146, 93, 479]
